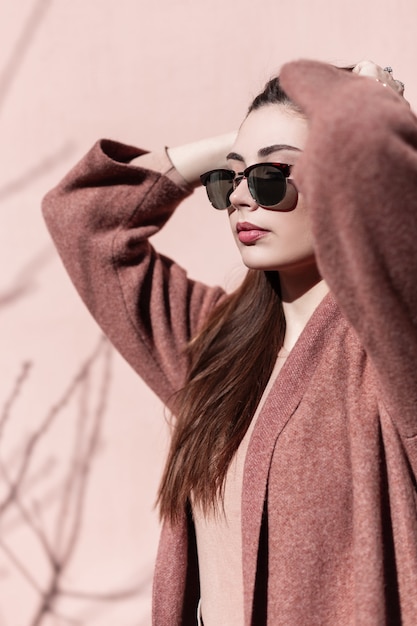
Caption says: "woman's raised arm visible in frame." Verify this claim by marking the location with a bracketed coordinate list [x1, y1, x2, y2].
[280, 60, 417, 443]
[42, 136, 232, 405]
[131, 132, 237, 185]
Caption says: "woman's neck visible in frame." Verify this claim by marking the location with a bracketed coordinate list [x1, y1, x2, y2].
[279, 266, 329, 352]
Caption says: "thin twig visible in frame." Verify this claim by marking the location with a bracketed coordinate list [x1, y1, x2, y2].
[29, 338, 112, 624]
[0, 143, 74, 202]
[0, 459, 56, 565]
[0, 535, 45, 595]
[58, 582, 146, 603]
[59, 339, 112, 567]
[0, 0, 53, 112]
[0, 362, 32, 437]
[0, 335, 107, 514]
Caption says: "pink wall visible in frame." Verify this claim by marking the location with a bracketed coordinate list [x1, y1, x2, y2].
[1, 1, 416, 623]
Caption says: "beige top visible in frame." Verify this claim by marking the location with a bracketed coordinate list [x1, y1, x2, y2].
[193, 355, 288, 625]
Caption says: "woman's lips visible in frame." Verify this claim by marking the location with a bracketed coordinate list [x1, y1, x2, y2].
[236, 221, 269, 244]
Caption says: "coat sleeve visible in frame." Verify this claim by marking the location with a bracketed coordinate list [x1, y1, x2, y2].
[280, 61, 417, 438]
[42, 139, 225, 406]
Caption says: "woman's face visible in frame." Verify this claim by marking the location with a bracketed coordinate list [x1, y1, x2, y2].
[227, 104, 314, 275]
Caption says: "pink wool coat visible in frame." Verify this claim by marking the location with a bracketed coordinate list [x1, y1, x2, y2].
[42, 61, 417, 625]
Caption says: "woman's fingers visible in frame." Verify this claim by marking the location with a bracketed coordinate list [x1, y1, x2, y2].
[353, 60, 405, 95]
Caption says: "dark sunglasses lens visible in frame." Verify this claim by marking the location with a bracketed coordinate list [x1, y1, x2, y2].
[248, 165, 287, 207]
[205, 170, 234, 210]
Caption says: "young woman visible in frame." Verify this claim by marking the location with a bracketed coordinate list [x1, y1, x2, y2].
[42, 60, 417, 625]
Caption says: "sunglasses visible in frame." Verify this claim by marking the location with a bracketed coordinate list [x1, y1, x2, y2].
[200, 162, 294, 210]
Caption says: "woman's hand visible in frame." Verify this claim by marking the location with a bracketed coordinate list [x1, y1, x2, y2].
[352, 60, 405, 97]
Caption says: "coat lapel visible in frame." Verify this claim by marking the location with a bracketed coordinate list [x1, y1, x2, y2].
[241, 293, 343, 624]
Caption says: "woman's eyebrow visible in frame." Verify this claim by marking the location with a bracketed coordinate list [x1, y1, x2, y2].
[258, 144, 301, 157]
[226, 152, 244, 162]
[227, 145, 302, 162]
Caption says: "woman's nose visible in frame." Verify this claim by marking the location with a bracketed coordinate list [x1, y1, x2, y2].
[229, 179, 258, 211]
[229, 178, 258, 211]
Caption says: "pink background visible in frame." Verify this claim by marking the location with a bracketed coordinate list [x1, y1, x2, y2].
[1, 1, 416, 623]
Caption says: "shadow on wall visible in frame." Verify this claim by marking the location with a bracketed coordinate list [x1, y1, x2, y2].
[0, 1, 159, 623]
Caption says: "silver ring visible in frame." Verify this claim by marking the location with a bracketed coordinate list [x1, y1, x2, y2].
[383, 66, 393, 74]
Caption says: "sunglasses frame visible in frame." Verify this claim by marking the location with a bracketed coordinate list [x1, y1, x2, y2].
[200, 162, 293, 210]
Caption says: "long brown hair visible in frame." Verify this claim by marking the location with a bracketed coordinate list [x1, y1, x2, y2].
[158, 78, 299, 522]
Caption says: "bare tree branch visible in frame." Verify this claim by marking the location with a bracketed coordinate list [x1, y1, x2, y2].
[25, 337, 115, 624]
[57, 339, 112, 566]
[0, 336, 107, 515]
